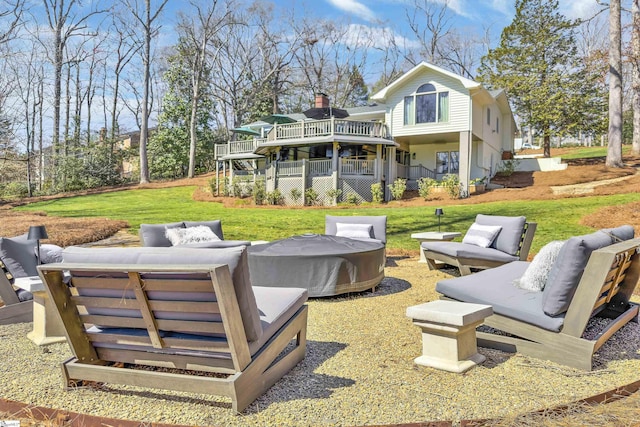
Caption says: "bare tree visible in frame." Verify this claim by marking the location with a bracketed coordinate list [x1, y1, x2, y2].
[107, 13, 142, 141]
[123, 0, 169, 184]
[177, 0, 232, 178]
[633, 0, 640, 155]
[607, 0, 624, 167]
[0, 0, 25, 46]
[290, 17, 371, 108]
[404, 0, 451, 66]
[42, 0, 106, 184]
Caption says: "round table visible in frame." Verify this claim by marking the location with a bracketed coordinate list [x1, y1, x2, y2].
[247, 234, 385, 297]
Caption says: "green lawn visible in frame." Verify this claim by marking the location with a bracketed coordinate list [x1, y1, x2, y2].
[558, 144, 633, 160]
[16, 187, 640, 254]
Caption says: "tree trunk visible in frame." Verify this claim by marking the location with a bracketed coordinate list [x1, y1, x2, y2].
[607, 0, 624, 167]
[633, 0, 640, 155]
[139, 0, 152, 184]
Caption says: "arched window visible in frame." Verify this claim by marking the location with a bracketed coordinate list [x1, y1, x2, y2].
[404, 83, 449, 125]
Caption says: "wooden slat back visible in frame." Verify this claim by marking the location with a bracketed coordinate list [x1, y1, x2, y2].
[563, 238, 640, 337]
[38, 263, 252, 372]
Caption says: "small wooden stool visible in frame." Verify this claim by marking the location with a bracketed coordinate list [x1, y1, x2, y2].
[406, 300, 493, 373]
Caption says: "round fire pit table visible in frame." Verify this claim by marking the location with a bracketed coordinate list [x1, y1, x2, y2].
[247, 234, 385, 297]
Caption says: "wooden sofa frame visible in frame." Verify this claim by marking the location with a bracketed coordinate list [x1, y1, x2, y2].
[38, 263, 308, 412]
[444, 238, 640, 371]
[424, 222, 537, 276]
[0, 267, 33, 325]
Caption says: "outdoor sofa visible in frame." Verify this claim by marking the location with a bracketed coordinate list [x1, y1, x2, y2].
[435, 225, 640, 370]
[139, 220, 251, 248]
[38, 245, 308, 412]
[421, 214, 536, 275]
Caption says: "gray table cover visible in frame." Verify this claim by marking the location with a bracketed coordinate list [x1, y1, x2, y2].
[247, 234, 385, 297]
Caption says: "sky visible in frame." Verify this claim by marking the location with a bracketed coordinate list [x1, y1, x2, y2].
[158, 0, 606, 49]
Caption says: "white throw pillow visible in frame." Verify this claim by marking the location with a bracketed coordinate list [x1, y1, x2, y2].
[335, 223, 373, 239]
[513, 240, 565, 292]
[462, 223, 502, 248]
[165, 226, 220, 246]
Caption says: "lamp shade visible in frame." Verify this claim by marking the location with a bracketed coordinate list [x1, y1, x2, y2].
[27, 225, 48, 240]
[434, 208, 444, 216]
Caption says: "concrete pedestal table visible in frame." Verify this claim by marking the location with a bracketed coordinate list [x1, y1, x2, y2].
[13, 276, 66, 345]
[406, 300, 493, 373]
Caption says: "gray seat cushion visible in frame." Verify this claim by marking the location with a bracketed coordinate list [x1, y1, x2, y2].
[139, 222, 185, 247]
[542, 231, 615, 316]
[248, 286, 308, 355]
[62, 246, 263, 342]
[325, 215, 387, 244]
[421, 241, 519, 263]
[436, 261, 565, 332]
[475, 214, 526, 256]
[0, 234, 37, 278]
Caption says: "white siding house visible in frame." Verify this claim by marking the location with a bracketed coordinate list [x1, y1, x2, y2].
[214, 61, 517, 203]
[371, 62, 517, 193]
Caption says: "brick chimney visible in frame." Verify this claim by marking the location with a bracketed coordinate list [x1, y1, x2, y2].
[315, 93, 330, 108]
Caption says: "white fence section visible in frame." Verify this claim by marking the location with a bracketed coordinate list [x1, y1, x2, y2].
[277, 160, 304, 176]
[308, 159, 332, 176]
[341, 159, 375, 176]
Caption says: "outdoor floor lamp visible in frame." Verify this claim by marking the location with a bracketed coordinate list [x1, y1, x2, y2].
[435, 208, 444, 232]
[28, 225, 48, 264]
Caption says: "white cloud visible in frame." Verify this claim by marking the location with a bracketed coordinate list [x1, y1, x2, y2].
[490, 0, 512, 16]
[559, 0, 602, 20]
[343, 24, 421, 50]
[326, 0, 378, 22]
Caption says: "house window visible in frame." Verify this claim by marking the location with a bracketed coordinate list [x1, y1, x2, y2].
[487, 108, 491, 125]
[495, 117, 499, 133]
[436, 151, 460, 174]
[403, 83, 449, 125]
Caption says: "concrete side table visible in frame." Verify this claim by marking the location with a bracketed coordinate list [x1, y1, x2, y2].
[411, 231, 461, 263]
[13, 276, 67, 346]
[406, 300, 493, 373]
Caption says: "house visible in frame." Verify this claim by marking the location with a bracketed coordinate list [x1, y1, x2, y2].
[213, 61, 517, 204]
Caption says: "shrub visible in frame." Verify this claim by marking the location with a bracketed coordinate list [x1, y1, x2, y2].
[441, 174, 461, 199]
[497, 159, 520, 177]
[232, 178, 243, 197]
[266, 189, 283, 205]
[417, 177, 437, 200]
[252, 179, 266, 205]
[346, 193, 360, 205]
[290, 188, 302, 204]
[304, 188, 320, 206]
[388, 178, 407, 200]
[326, 188, 343, 205]
[371, 183, 384, 204]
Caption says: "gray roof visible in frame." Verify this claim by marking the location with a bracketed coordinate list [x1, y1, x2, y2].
[346, 103, 387, 115]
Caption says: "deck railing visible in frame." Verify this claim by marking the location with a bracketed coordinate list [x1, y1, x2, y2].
[308, 159, 332, 176]
[270, 118, 391, 142]
[277, 160, 304, 176]
[397, 163, 436, 180]
[215, 138, 265, 159]
[341, 159, 375, 176]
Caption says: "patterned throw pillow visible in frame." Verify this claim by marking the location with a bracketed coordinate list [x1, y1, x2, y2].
[461, 223, 502, 248]
[165, 226, 221, 246]
[513, 240, 565, 292]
